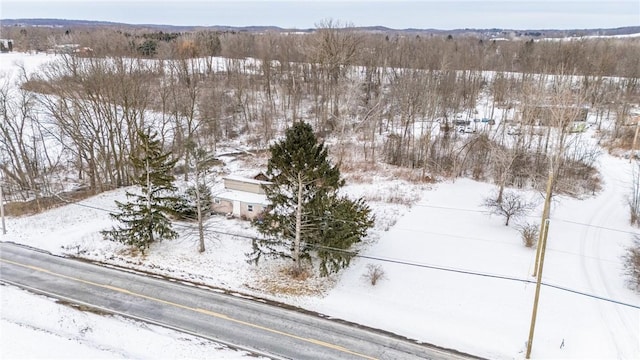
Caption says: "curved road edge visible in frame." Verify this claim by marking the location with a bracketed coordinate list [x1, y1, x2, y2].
[1, 241, 484, 360]
[1, 278, 282, 360]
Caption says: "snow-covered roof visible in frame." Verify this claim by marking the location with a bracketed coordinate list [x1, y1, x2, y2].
[215, 189, 269, 205]
[223, 175, 271, 185]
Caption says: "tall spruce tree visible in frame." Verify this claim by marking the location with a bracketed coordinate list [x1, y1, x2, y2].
[101, 128, 179, 253]
[312, 195, 374, 276]
[249, 121, 374, 276]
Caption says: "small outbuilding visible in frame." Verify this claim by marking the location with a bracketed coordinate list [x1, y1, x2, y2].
[0, 39, 14, 52]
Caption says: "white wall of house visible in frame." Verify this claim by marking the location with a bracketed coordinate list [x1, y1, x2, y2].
[213, 175, 271, 220]
[232, 200, 241, 216]
[212, 198, 232, 215]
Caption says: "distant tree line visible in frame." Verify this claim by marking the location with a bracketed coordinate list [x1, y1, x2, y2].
[1, 21, 638, 207]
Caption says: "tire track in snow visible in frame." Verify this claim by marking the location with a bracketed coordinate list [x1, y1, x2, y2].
[578, 159, 638, 357]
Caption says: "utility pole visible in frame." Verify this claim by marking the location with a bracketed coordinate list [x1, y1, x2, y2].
[527, 151, 555, 358]
[533, 158, 554, 277]
[0, 180, 6, 235]
[526, 218, 550, 359]
[631, 116, 639, 163]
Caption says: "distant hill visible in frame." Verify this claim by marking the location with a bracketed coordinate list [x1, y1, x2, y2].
[1, 18, 639, 38]
[0, 18, 302, 33]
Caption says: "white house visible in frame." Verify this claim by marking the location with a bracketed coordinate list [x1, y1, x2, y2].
[212, 175, 271, 220]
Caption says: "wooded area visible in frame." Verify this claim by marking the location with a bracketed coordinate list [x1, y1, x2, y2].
[1, 23, 639, 210]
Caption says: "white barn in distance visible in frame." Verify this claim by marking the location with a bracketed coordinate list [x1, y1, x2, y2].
[0, 39, 14, 52]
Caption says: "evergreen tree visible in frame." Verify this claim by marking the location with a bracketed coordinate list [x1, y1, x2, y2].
[137, 39, 157, 57]
[101, 128, 178, 253]
[168, 184, 212, 221]
[249, 121, 374, 276]
[313, 195, 374, 276]
[185, 184, 212, 216]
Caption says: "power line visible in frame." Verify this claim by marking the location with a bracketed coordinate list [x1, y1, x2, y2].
[550, 217, 640, 236]
[543, 245, 620, 264]
[12, 188, 640, 310]
[412, 203, 487, 213]
[399, 203, 640, 237]
[29, 189, 640, 263]
[52, 193, 118, 213]
[45, 193, 630, 266]
[49, 191, 244, 233]
[541, 282, 640, 309]
[390, 226, 622, 264]
[393, 226, 519, 245]
[182, 227, 640, 310]
[302, 242, 640, 310]
[30, 185, 640, 239]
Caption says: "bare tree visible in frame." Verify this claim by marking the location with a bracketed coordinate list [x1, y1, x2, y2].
[308, 19, 360, 132]
[34, 54, 155, 191]
[0, 68, 63, 205]
[484, 190, 536, 226]
[184, 142, 214, 252]
[169, 56, 203, 181]
[490, 142, 520, 203]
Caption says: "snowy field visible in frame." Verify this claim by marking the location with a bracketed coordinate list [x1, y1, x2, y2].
[1, 52, 639, 359]
[312, 155, 640, 359]
[2, 154, 639, 359]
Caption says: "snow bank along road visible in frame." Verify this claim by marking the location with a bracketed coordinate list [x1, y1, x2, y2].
[0, 242, 480, 360]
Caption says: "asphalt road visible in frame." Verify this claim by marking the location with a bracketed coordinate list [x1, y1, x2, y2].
[0, 241, 479, 360]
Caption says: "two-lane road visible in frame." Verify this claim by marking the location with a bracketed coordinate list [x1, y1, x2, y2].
[0, 242, 478, 360]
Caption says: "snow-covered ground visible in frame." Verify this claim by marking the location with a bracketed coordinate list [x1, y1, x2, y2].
[2, 154, 638, 359]
[312, 155, 640, 359]
[1, 52, 639, 359]
[0, 285, 262, 359]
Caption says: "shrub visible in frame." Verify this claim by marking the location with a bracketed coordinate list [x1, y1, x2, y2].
[363, 263, 386, 286]
[4, 189, 94, 216]
[517, 222, 539, 248]
[623, 236, 640, 291]
[631, 206, 639, 227]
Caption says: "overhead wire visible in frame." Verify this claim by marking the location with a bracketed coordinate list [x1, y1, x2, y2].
[45, 191, 633, 266]
[291, 241, 640, 310]
[412, 203, 488, 213]
[550, 217, 640, 236]
[10, 186, 640, 310]
[28, 183, 640, 237]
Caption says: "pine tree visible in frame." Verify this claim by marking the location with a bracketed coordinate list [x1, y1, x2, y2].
[101, 128, 179, 253]
[313, 196, 374, 276]
[249, 121, 374, 276]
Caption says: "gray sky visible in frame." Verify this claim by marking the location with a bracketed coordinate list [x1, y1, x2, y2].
[1, 0, 639, 30]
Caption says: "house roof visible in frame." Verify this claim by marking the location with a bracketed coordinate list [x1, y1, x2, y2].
[215, 189, 269, 205]
[223, 175, 272, 185]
